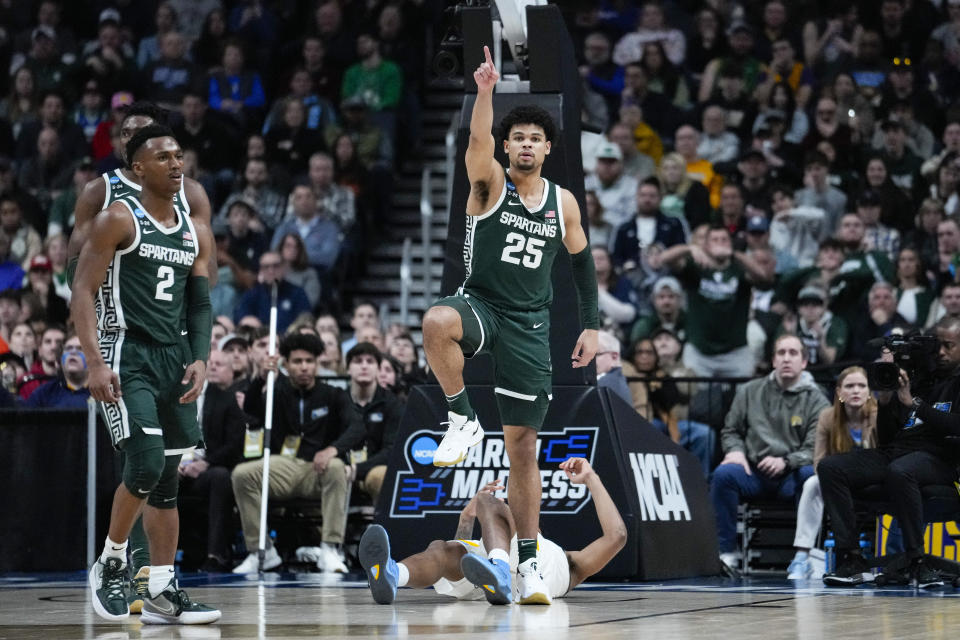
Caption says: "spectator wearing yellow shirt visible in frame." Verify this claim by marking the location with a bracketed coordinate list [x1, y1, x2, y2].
[675, 125, 722, 208]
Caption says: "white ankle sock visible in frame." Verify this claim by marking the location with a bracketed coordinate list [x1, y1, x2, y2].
[148, 565, 175, 598]
[101, 537, 127, 564]
[397, 561, 410, 587]
[488, 548, 510, 564]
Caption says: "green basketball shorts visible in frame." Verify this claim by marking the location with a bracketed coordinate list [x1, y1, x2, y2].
[97, 331, 202, 456]
[432, 292, 552, 430]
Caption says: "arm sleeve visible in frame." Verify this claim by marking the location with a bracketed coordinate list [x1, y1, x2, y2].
[570, 245, 600, 330]
[186, 276, 212, 362]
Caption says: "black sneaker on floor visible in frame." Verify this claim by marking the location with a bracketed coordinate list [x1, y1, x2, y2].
[823, 553, 874, 586]
[912, 558, 944, 590]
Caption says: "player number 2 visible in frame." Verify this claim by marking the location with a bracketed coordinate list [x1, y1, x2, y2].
[500, 232, 544, 269]
[155, 265, 174, 301]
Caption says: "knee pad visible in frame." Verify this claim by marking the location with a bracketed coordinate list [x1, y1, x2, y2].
[123, 446, 166, 497]
[146, 455, 182, 509]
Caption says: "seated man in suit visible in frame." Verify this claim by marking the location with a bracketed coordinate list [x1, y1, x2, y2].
[178, 349, 251, 572]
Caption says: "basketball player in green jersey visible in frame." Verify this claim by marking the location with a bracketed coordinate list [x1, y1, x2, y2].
[424, 46, 600, 604]
[72, 125, 220, 625]
[67, 102, 213, 610]
[67, 101, 215, 283]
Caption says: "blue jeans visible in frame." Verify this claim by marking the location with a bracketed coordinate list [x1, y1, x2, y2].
[652, 419, 717, 477]
[710, 462, 814, 553]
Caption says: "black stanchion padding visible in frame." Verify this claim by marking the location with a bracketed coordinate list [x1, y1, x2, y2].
[376, 386, 720, 580]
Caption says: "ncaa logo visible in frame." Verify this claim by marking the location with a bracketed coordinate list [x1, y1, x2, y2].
[411, 436, 438, 465]
[134, 208, 146, 218]
[110, 176, 120, 184]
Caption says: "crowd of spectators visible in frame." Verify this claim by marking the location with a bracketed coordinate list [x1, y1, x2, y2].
[6, 0, 960, 578]
[580, 0, 960, 580]
[0, 0, 438, 353]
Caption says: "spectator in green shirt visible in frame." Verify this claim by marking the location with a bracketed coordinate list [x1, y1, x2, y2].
[342, 31, 402, 155]
[660, 225, 773, 377]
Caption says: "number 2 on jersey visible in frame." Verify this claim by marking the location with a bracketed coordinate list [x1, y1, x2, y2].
[500, 232, 545, 269]
[155, 265, 174, 301]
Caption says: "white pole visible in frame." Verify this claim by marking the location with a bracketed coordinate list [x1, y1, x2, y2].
[257, 282, 279, 573]
[86, 397, 97, 568]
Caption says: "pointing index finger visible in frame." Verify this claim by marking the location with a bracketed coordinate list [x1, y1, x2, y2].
[484, 45, 493, 66]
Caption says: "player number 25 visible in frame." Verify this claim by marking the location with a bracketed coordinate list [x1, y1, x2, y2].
[500, 232, 544, 269]
[155, 265, 175, 301]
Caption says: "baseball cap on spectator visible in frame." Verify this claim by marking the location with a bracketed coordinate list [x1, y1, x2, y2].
[595, 142, 623, 162]
[652, 275, 683, 296]
[740, 148, 766, 163]
[111, 92, 134, 110]
[99, 8, 121, 25]
[857, 190, 882, 208]
[726, 21, 754, 37]
[746, 215, 769, 233]
[31, 25, 55, 43]
[797, 286, 827, 305]
[28, 255, 52, 272]
[218, 333, 248, 352]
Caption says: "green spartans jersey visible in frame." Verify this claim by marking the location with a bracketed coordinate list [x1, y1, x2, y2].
[679, 260, 751, 355]
[102, 168, 191, 216]
[461, 173, 566, 311]
[96, 194, 199, 345]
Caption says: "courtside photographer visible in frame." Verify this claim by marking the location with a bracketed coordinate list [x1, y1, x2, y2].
[819, 316, 960, 588]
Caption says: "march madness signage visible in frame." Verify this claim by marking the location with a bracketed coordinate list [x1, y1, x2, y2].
[388, 427, 599, 519]
[376, 385, 719, 579]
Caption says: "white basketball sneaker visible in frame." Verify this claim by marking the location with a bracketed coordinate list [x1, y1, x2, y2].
[232, 546, 281, 574]
[515, 558, 551, 605]
[433, 411, 484, 467]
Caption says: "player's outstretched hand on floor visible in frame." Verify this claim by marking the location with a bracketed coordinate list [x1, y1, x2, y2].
[179, 360, 206, 404]
[89, 362, 122, 403]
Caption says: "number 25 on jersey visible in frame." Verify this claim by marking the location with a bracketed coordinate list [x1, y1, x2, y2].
[500, 232, 545, 269]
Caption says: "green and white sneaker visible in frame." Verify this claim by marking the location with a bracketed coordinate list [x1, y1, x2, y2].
[141, 577, 221, 625]
[89, 556, 130, 620]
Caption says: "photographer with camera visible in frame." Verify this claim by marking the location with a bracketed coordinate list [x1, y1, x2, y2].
[820, 316, 960, 589]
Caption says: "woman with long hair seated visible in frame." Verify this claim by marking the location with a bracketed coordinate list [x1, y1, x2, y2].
[787, 366, 876, 579]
